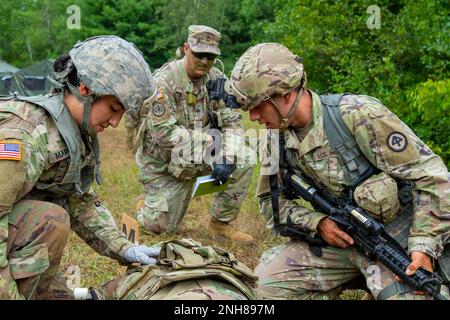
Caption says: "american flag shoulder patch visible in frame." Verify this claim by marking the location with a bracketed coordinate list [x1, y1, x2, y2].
[0, 140, 22, 161]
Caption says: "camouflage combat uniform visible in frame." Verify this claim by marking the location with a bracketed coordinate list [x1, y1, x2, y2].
[254, 92, 450, 299]
[0, 36, 154, 300]
[90, 238, 258, 300]
[228, 43, 450, 300]
[135, 26, 252, 234]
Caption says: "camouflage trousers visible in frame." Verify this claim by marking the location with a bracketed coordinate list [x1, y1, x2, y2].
[136, 165, 252, 234]
[255, 240, 450, 300]
[1, 200, 70, 299]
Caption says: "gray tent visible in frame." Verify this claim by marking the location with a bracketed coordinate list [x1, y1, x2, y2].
[1, 59, 55, 96]
[0, 59, 19, 95]
[0, 59, 19, 74]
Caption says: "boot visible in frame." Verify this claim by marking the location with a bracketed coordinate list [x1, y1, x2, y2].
[208, 218, 253, 242]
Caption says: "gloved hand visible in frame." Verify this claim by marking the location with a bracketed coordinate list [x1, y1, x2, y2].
[212, 157, 235, 186]
[122, 245, 161, 265]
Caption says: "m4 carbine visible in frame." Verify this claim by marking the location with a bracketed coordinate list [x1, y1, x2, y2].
[281, 169, 447, 300]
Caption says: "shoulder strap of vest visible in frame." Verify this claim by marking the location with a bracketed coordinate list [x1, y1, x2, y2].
[320, 93, 376, 187]
[15, 94, 100, 193]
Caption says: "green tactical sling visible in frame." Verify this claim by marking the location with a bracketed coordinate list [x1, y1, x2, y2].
[91, 238, 258, 300]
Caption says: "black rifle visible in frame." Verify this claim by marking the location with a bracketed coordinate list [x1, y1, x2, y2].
[281, 168, 447, 300]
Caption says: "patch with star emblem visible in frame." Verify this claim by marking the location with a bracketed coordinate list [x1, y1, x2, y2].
[387, 132, 408, 152]
[370, 116, 420, 169]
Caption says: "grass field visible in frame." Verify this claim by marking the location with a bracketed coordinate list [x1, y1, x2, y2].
[60, 112, 364, 299]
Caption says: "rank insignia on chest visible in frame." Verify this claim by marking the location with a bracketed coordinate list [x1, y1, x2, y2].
[313, 147, 329, 161]
[0, 140, 22, 161]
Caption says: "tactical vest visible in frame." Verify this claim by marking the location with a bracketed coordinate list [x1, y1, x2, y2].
[1, 93, 100, 196]
[91, 238, 258, 300]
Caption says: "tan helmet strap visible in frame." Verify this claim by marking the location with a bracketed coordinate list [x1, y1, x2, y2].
[269, 87, 303, 130]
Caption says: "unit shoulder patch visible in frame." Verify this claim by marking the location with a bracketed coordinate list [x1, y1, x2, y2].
[370, 116, 420, 169]
[149, 100, 172, 126]
[152, 102, 165, 117]
[387, 132, 408, 152]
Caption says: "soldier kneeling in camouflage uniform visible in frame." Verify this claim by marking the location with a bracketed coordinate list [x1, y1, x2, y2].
[134, 25, 253, 242]
[75, 238, 258, 300]
[227, 43, 450, 300]
[0, 36, 161, 299]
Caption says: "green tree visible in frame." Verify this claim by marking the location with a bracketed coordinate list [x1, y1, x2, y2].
[265, 0, 449, 157]
[405, 79, 450, 165]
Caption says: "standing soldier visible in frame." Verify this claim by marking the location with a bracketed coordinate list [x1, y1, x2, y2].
[0, 36, 160, 299]
[228, 43, 450, 299]
[134, 25, 253, 241]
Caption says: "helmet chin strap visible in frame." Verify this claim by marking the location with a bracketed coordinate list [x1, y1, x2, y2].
[269, 87, 304, 130]
[66, 82, 102, 186]
[66, 82, 97, 137]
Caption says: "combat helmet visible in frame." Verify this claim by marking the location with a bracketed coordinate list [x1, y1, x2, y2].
[54, 35, 154, 134]
[229, 43, 307, 129]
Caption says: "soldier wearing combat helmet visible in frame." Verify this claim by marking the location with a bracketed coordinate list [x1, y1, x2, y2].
[134, 25, 253, 242]
[0, 36, 160, 299]
[228, 43, 450, 300]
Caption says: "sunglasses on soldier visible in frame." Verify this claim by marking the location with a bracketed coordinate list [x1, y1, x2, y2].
[191, 50, 217, 61]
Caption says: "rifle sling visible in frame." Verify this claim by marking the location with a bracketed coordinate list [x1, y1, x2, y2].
[377, 281, 413, 300]
[269, 173, 281, 235]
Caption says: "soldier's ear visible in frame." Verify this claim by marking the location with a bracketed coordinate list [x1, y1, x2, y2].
[79, 82, 92, 96]
[183, 43, 190, 55]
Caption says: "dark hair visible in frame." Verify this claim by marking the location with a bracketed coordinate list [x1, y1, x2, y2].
[54, 53, 80, 87]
